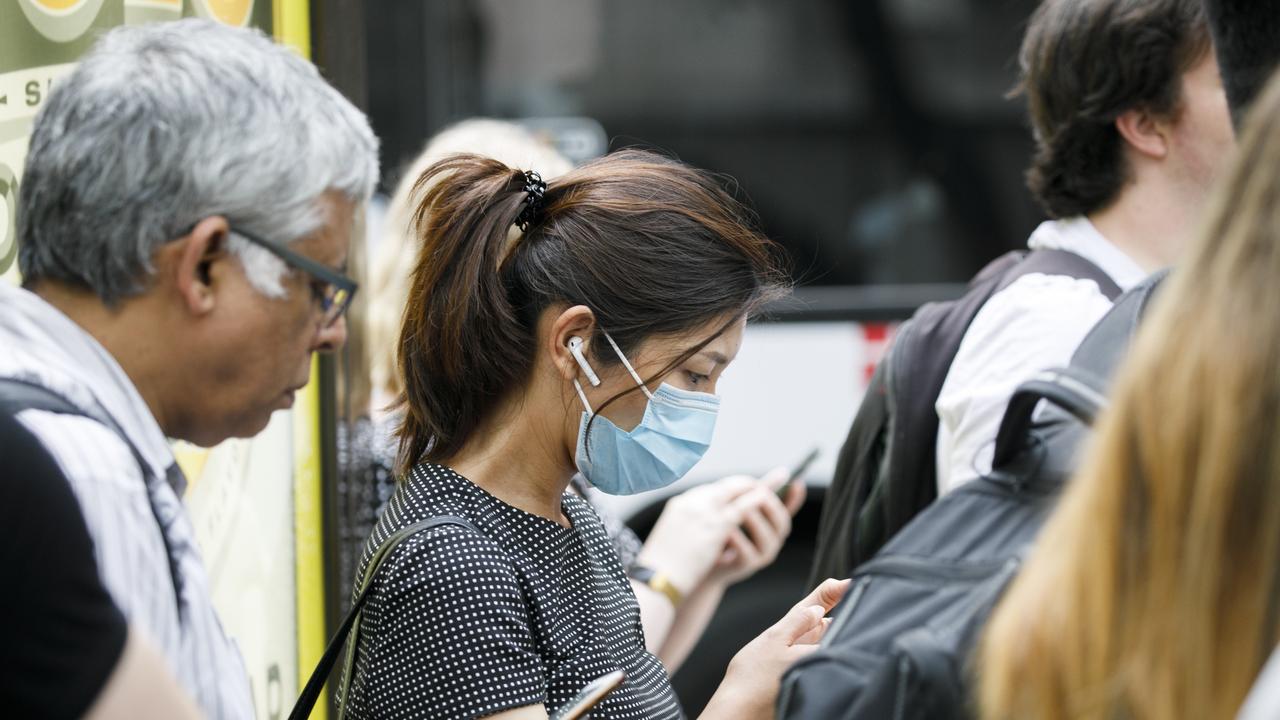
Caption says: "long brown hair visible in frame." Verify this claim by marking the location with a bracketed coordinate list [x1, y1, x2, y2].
[395, 149, 786, 471]
[977, 72, 1280, 720]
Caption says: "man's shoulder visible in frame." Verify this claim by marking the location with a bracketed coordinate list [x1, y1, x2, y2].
[970, 272, 1117, 344]
[16, 409, 147, 495]
[942, 272, 1118, 394]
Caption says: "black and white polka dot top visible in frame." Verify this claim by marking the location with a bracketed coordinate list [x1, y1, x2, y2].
[339, 463, 684, 719]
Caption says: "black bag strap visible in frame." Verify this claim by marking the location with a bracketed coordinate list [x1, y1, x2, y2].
[289, 514, 481, 720]
[0, 377, 190, 606]
[891, 247, 1121, 500]
[991, 366, 1109, 470]
[0, 378, 153, 475]
[871, 250, 1119, 563]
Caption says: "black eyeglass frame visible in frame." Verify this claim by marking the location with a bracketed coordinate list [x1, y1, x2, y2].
[229, 227, 358, 328]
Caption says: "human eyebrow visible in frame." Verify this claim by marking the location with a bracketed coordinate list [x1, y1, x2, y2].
[698, 350, 730, 366]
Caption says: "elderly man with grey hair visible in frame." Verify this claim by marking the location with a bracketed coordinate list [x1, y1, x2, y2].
[0, 19, 377, 718]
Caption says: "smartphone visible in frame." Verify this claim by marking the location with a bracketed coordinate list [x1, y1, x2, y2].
[776, 447, 821, 499]
[550, 670, 626, 720]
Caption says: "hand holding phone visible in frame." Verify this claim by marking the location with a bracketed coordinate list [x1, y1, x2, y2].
[550, 670, 626, 720]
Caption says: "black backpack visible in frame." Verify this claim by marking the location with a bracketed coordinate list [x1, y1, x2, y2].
[778, 272, 1167, 720]
[808, 249, 1122, 587]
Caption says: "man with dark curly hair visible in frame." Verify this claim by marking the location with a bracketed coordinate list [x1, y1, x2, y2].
[935, 0, 1235, 496]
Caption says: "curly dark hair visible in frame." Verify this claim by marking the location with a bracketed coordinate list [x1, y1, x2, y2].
[1016, 0, 1211, 219]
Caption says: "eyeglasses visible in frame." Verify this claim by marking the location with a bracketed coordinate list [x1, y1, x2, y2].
[232, 228, 357, 328]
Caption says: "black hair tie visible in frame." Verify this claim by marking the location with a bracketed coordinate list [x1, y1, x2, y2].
[514, 170, 546, 232]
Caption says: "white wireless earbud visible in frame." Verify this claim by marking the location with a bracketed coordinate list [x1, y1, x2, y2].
[567, 336, 601, 387]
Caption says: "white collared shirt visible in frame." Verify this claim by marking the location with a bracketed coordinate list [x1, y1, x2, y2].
[934, 217, 1149, 494]
[0, 283, 253, 719]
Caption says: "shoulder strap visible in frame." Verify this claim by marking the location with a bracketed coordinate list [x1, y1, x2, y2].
[0, 378, 152, 472]
[0, 377, 189, 609]
[988, 272, 1166, 481]
[0, 377, 87, 417]
[875, 249, 1119, 556]
[289, 514, 482, 720]
[995, 248, 1123, 301]
[1069, 270, 1168, 381]
[990, 366, 1109, 471]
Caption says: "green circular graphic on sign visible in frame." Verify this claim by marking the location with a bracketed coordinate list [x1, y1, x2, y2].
[0, 164, 16, 276]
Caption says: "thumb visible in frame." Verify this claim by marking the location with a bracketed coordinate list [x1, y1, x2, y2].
[796, 578, 851, 614]
[761, 466, 790, 491]
[772, 603, 826, 646]
[709, 475, 758, 501]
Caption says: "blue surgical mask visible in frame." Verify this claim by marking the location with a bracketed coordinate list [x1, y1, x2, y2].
[573, 333, 720, 495]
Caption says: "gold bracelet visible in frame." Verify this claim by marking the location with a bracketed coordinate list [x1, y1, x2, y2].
[647, 572, 683, 608]
[629, 565, 684, 608]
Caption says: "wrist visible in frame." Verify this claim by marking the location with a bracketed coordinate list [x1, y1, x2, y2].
[628, 564, 684, 608]
[700, 576, 732, 598]
[634, 549, 700, 595]
[700, 682, 764, 720]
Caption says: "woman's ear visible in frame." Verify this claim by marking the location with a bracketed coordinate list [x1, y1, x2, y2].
[547, 305, 597, 382]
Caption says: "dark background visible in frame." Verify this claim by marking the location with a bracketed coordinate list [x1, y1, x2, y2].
[353, 0, 1041, 288]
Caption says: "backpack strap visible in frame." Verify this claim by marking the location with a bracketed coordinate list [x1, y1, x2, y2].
[880, 250, 1119, 543]
[0, 378, 153, 474]
[994, 248, 1123, 301]
[0, 377, 88, 417]
[289, 514, 482, 720]
[0, 377, 189, 607]
[809, 250, 1126, 585]
[991, 366, 1109, 471]
[989, 272, 1168, 478]
[1069, 270, 1168, 381]
[891, 247, 1122, 498]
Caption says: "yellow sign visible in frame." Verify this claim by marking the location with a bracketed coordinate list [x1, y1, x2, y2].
[192, 0, 255, 27]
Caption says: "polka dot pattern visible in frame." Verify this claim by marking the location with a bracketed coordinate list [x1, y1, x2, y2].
[340, 463, 684, 719]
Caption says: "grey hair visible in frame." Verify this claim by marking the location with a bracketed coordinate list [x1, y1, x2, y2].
[17, 19, 379, 303]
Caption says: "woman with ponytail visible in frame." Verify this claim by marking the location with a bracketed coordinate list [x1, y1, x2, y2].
[340, 148, 848, 719]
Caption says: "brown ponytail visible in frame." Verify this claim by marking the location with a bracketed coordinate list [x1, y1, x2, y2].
[396, 149, 786, 471]
[396, 155, 536, 468]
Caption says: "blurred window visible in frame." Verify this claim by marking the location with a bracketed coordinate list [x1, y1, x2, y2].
[366, 0, 1041, 286]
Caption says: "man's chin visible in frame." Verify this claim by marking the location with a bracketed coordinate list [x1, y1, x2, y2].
[184, 414, 274, 447]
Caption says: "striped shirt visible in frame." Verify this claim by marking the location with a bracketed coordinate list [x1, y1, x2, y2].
[0, 283, 254, 719]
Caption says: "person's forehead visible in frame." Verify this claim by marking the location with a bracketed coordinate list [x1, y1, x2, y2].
[292, 194, 357, 270]
[698, 321, 746, 361]
[638, 315, 745, 364]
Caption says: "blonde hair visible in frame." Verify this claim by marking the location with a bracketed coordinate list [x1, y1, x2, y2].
[366, 119, 573, 407]
[978, 72, 1280, 720]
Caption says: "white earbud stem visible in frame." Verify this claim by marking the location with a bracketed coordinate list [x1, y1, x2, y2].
[568, 336, 601, 387]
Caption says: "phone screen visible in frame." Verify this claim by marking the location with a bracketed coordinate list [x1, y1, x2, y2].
[550, 670, 626, 720]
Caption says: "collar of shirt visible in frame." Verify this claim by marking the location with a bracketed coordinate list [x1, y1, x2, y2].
[0, 283, 179, 492]
[1026, 216, 1149, 292]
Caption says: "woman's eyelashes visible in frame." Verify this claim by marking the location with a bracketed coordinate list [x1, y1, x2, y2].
[684, 370, 711, 388]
